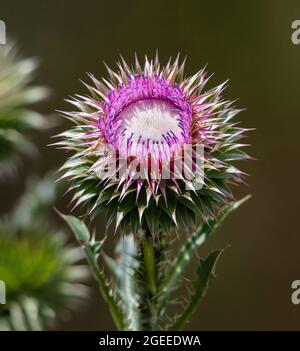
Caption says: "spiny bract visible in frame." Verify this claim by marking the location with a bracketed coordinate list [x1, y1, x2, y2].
[57, 55, 250, 234]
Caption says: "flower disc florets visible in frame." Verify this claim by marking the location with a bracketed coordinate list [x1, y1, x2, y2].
[58, 55, 249, 234]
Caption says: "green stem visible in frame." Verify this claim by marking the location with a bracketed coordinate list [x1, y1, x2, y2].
[143, 239, 157, 296]
[138, 229, 160, 331]
[84, 244, 124, 331]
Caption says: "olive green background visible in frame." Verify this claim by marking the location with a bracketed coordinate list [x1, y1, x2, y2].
[1, 0, 300, 330]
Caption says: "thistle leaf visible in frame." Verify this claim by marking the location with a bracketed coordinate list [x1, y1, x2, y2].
[60, 213, 125, 330]
[169, 249, 223, 330]
[58, 213, 90, 244]
[157, 195, 251, 316]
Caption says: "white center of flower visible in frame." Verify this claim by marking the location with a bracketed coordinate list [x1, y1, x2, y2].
[119, 99, 182, 145]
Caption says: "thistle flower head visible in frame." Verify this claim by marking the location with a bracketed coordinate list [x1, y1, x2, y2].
[100, 72, 192, 160]
[58, 55, 250, 234]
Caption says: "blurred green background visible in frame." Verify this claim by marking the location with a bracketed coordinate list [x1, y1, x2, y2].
[1, 0, 300, 330]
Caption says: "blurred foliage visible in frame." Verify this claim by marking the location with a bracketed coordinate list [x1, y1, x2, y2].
[0, 44, 49, 178]
[0, 175, 89, 331]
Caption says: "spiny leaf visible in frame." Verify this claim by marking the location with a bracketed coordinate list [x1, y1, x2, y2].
[58, 213, 125, 330]
[58, 212, 90, 243]
[170, 249, 223, 330]
[157, 195, 251, 317]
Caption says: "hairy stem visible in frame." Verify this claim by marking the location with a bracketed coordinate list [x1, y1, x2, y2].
[143, 238, 157, 296]
[137, 228, 161, 331]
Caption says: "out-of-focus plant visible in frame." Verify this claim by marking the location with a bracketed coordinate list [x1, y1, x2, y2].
[0, 175, 89, 331]
[0, 43, 89, 331]
[0, 44, 49, 178]
[56, 55, 252, 331]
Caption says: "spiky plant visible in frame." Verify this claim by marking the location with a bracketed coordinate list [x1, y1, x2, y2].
[0, 44, 49, 178]
[57, 55, 251, 330]
[0, 176, 89, 331]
